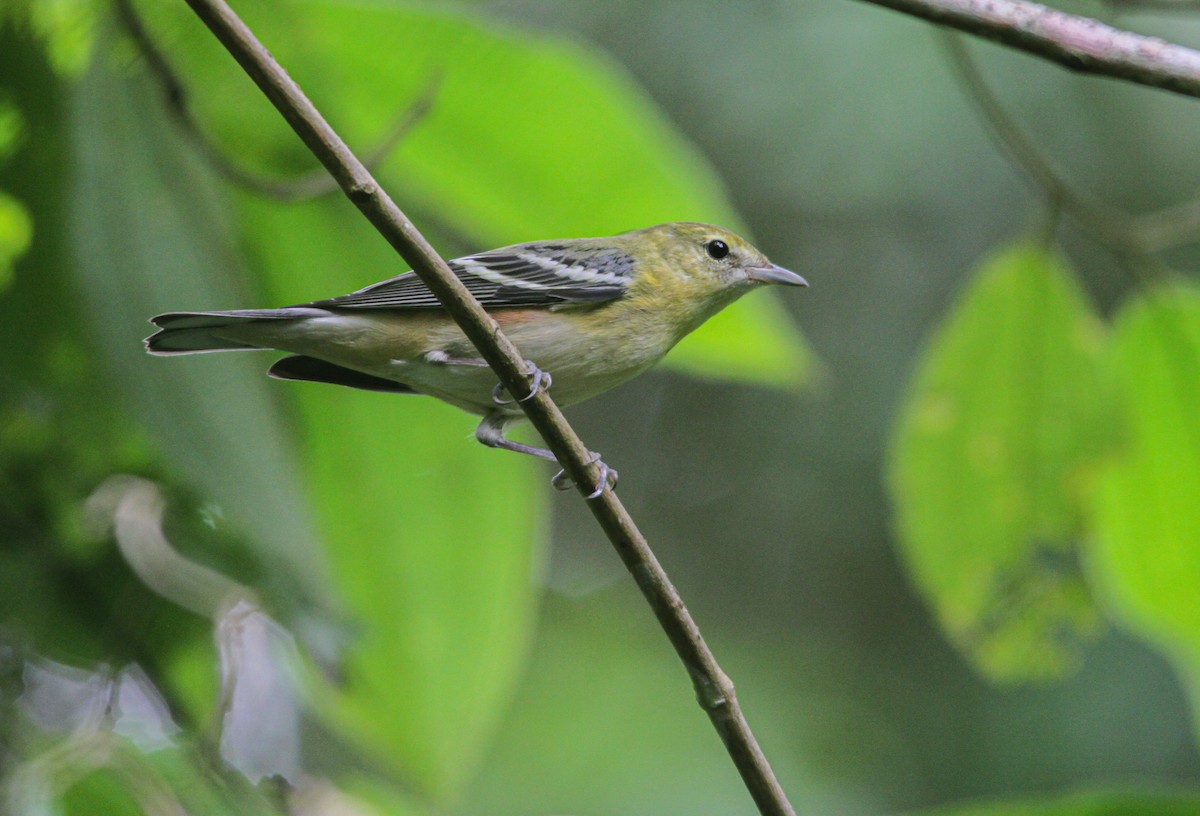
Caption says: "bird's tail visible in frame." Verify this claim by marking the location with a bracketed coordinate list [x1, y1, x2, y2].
[145, 308, 323, 355]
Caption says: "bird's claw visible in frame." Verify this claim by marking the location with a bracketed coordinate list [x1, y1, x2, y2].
[492, 360, 552, 406]
[552, 452, 618, 499]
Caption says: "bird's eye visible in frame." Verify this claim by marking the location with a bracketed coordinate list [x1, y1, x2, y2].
[705, 239, 730, 260]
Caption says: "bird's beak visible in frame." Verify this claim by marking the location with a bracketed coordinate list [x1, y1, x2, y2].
[747, 264, 808, 287]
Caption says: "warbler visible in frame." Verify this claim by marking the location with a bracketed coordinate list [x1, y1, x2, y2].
[146, 222, 807, 494]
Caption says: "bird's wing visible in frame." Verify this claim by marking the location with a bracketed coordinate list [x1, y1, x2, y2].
[302, 243, 635, 310]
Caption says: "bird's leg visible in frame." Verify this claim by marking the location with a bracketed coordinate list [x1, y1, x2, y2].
[474, 412, 618, 499]
[475, 411, 558, 462]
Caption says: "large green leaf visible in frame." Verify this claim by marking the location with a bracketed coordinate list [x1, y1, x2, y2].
[0, 190, 32, 292]
[140, 0, 813, 388]
[121, 0, 815, 797]
[70, 34, 543, 801]
[1087, 285, 1200, 722]
[68, 42, 333, 613]
[888, 242, 1110, 680]
[67, 38, 338, 624]
[237, 192, 545, 800]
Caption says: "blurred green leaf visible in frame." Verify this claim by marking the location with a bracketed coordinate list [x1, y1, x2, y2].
[23, 0, 100, 76]
[51, 742, 283, 816]
[68, 45, 335, 614]
[916, 789, 1200, 815]
[888, 242, 1110, 681]
[125, 0, 815, 797]
[1087, 285, 1200, 719]
[238, 192, 545, 801]
[54, 769, 143, 816]
[0, 17, 202, 667]
[0, 189, 33, 291]
[140, 0, 814, 389]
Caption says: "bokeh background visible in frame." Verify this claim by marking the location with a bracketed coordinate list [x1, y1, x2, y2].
[4, 1, 1200, 814]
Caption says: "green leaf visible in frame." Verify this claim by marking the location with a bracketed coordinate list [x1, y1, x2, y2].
[914, 789, 1200, 816]
[1087, 285, 1200, 717]
[69, 31, 542, 801]
[238, 192, 544, 801]
[304, 393, 544, 801]
[888, 242, 1110, 681]
[139, 0, 814, 389]
[0, 189, 33, 291]
[122, 0, 817, 796]
[24, 0, 101, 76]
[68, 45, 334, 614]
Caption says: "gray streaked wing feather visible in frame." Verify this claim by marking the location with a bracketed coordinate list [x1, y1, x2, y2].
[299, 243, 634, 311]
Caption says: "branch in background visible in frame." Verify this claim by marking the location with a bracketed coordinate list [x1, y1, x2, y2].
[854, 0, 1200, 100]
[939, 34, 1135, 244]
[115, 0, 440, 202]
[944, 32, 1200, 258]
[174, 0, 797, 814]
[942, 32, 1177, 283]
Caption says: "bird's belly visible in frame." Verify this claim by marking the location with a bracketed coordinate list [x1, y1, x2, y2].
[396, 312, 664, 413]
[250, 308, 672, 415]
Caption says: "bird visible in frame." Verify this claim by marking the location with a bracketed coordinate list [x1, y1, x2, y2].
[146, 221, 807, 496]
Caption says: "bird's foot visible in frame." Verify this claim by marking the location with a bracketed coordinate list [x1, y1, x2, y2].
[492, 360, 552, 406]
[551, 452, 618, 499]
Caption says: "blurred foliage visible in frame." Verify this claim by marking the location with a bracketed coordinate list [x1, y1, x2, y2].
[887, 244, 1200, 719]
[890, 243, 1109, 680]
[3, 0, 814, 812]
[4, 0, 1200, 814]
[1088, 285, 1200, 719]
[142, 0, 815, 388]
[110, 0, 813, 801]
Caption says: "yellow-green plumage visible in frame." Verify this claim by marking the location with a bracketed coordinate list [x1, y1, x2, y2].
[146, 222, 806, 484]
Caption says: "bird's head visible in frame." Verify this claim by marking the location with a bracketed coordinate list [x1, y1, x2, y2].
[636, 221, 805, 287]
[621, 222, 806, 328]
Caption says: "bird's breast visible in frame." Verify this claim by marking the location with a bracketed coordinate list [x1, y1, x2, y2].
[396, 304, 672, 412]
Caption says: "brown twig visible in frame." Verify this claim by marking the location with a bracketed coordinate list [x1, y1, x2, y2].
[175, 0, 796, 813]
[116, 0, 440, 201]
[854, 0, 1200, 100]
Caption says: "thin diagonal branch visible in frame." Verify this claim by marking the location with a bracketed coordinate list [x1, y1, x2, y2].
[116, 0, 439, 201]
[175, 1, 796, 814]
[853, 0, 1200, 100]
